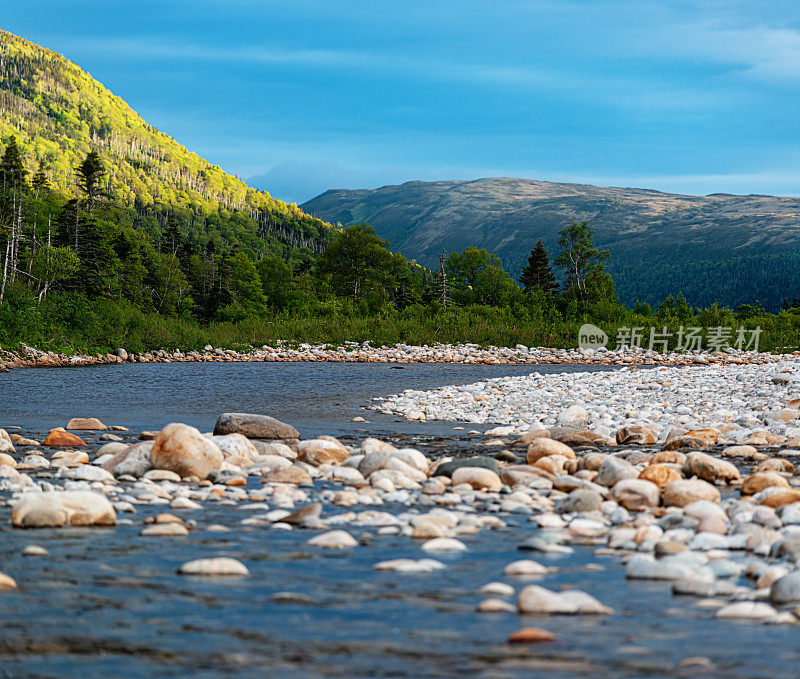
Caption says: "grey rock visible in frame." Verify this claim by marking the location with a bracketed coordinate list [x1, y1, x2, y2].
[555, 488, 603, 514]
[213, 413, 300, 440]
[433, 456, 499, 478]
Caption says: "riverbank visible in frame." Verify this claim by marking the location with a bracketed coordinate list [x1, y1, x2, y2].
[373, 358, 800, 429]
[1, 340, 796, 371]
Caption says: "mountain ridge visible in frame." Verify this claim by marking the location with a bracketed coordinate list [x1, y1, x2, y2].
[0, 29, 330, 252]
[302, 177, 800, 309]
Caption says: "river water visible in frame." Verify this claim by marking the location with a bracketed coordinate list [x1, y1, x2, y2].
[0, 362, 797, 678]
[0, 361, 617, 436]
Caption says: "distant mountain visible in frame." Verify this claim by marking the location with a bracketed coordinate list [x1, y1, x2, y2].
[302, 178, 800, 310]
[0, 30, 329, 253]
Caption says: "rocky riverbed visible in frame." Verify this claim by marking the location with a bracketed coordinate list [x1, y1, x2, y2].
[1, 341, 793, 372]
[4, 381, 800, 675]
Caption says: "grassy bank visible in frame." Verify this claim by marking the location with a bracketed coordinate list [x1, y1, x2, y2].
[1, 293, 799, 355]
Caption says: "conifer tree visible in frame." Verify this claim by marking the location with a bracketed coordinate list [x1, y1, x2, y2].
[0, 136, 27, 191]
[32, 160, 49, 196]
[76, 150, 106, 214]
[519, 239, 558, 295]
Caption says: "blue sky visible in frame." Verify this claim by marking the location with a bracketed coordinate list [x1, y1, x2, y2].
[5, 0, 800, 203]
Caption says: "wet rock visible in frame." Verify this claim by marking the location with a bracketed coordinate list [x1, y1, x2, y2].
[721, 445, 759, 459]
[682, 452, 740, 484]
[504, 560, 548, 576]
[434, 456, 499, 477]
[556, 488, 603, 514]
[11, 490, 116, 528]
[696, 515, 727, 535]
[150, 423, 223, 480]
[595, 457, 638, 487]
[213, 413, 299, 440]
[517, 584, 612, 615]
[51, 450, 89, 467]
[526, 439, 575, 463]
[742, 472, 790, 496]
[518, 537, 573, 554]
[479, 582, 515, 596]
[170, 497, 202, 510]
[64, 465, 114, 483]
[252, 441, 297, 460]
[508, 627, 556, 643]
[207, 469, 247, 485]
[611, 479, 660, 510]
[65, 417, 107, 431]
[625, 554, 712, 581]
[513, 429, 552, 447]
[716, 602, 778, 620]
[770, 570, 800, 604]
[22, 545, 48, 557]
[638, 464, 681, 490]
[210, 433, 257, 467]
[477, 599, 516, 613]
[760, 490, 800, 509]
[451, 467, 502, 491]
[178, 557, 249, 576]
[262, 466, 312, 485]
[556, 405, 589, 429]
[103, 441, 153, 478]
[373, 558, 446, 573]
[421, 537, 467, 552]
[616, 424, 657, 445]
[306, 530, 358, 549]
[654, 541, 688, 558]
[283, 503, 322, 526]
[298, 438, 350, 466]
[664, 429, 719, 450]
[0, 573, 17, 590]
[663, 479, 721, 507]
[41, 428, 86, 447]
[141, 522, 189, 536]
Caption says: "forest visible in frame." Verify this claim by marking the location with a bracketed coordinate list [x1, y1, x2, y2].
[2, 135, 800, 355]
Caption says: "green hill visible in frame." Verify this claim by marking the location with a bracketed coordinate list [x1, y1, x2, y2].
[302, 178, 800, 310]
[0, 29, 329, 254]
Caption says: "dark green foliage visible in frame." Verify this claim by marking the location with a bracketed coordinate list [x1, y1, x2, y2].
[316, 224, 395, 302]
[520, 239, 558, 295]
[555, 221, 612, 303]
[0, 136, 26, 191]
[76, 150, 106, 214]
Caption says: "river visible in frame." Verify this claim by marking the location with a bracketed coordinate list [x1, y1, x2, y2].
[0, 362, 796, 678]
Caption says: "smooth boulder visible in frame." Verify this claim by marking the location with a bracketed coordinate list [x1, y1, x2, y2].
[662, 479, 721, 507]
[12, 491, 116, 528]
[150, 423, 223, 480]
[213, 413, 299, 440]
[41, 428, 86, 447]
[65, 417, 107, 431]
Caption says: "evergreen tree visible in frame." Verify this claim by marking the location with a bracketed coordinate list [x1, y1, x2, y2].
[76, 150, 106, 214]
[32, 160, 49, 195]
[519, 239, 558, 295]
[0, 136, 27, 191]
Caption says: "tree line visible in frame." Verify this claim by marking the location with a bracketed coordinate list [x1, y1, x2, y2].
[2, 135, 800, 353]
